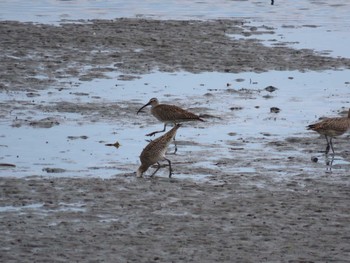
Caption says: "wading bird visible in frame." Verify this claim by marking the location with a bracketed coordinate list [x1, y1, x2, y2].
[136, 124, 181, 178]
[137, 98, 204, 136]
[307, 108, 350, 154]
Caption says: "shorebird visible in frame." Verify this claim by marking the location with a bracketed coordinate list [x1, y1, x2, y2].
[137, 98, 204, 136]
[136, 124, 181, 178]
[307, 108, 350, 154]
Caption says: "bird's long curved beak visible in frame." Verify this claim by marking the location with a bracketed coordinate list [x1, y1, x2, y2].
[136, 102, 151, 115]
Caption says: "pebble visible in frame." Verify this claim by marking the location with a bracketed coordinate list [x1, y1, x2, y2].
[270, 107, 281, 113]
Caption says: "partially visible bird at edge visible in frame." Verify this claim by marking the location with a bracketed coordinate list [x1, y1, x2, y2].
[307, 108, 350, 154]
[136, 124, 181, 178]
[137, 97, 204, 136]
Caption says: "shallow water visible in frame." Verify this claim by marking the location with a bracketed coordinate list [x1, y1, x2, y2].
[1, 70, 350, 178]
[1, 0, 350, 26]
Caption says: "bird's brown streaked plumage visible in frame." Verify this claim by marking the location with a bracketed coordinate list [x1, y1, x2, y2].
[136, 124, 181, 178]
[137, 98, 204, 136]
[307, 108, 350, 154]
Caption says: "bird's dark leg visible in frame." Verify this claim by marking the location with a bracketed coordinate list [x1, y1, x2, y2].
[164, 158, 173, 178]
[146, 123, 167, 137]
[173, 138, 178, 154]
[325, 135, 330, 154]
[173, 122, 177, 141]
[173, 122, 178, 154]
[150, 162, 161, 177]
[329, 137, 335, 154]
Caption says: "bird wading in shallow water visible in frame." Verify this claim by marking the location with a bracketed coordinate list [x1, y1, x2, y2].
[136, 124, 181, 178]
[137, 97, 204, 136]
[307, 108, 350, 154]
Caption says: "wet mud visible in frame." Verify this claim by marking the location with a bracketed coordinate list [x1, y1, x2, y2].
[1, 19, 350, 92]
[1, 18, 350, 262]
[1, 174, 349, 262]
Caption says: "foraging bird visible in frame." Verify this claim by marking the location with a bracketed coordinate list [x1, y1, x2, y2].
[136, 124, 181, 178]
[307, 108, 350, 154]
[137, 98, 204, 136]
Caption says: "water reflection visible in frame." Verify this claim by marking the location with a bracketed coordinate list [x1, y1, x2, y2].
[325, 155, 334, 173]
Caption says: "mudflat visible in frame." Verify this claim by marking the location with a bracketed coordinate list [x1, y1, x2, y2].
[1, 18, 350, 262]
[1, 19, 350, 92]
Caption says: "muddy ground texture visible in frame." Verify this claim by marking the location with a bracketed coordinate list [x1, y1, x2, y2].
[1, 19, 350, 262]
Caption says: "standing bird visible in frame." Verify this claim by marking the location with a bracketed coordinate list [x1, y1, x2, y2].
[137, 98, 204, 136]
[136, 124, 181, 178]
[307, 108, 350, 154]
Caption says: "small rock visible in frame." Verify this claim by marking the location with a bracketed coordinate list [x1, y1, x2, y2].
[270, 107, 280, 113]
[42, 167, 66, 173]
[230, 106, 243, 111]
[265, 85, 278, 92]
[311, 156, 318, 163]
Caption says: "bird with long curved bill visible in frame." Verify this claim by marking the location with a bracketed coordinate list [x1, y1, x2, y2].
[137, 124, 181, 178]
[137, 97, 204, 136]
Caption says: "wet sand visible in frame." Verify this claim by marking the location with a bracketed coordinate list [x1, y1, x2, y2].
[1, 18, 350, 262]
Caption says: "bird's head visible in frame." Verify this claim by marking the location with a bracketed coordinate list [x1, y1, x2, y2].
[137, 98, 159, 114]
